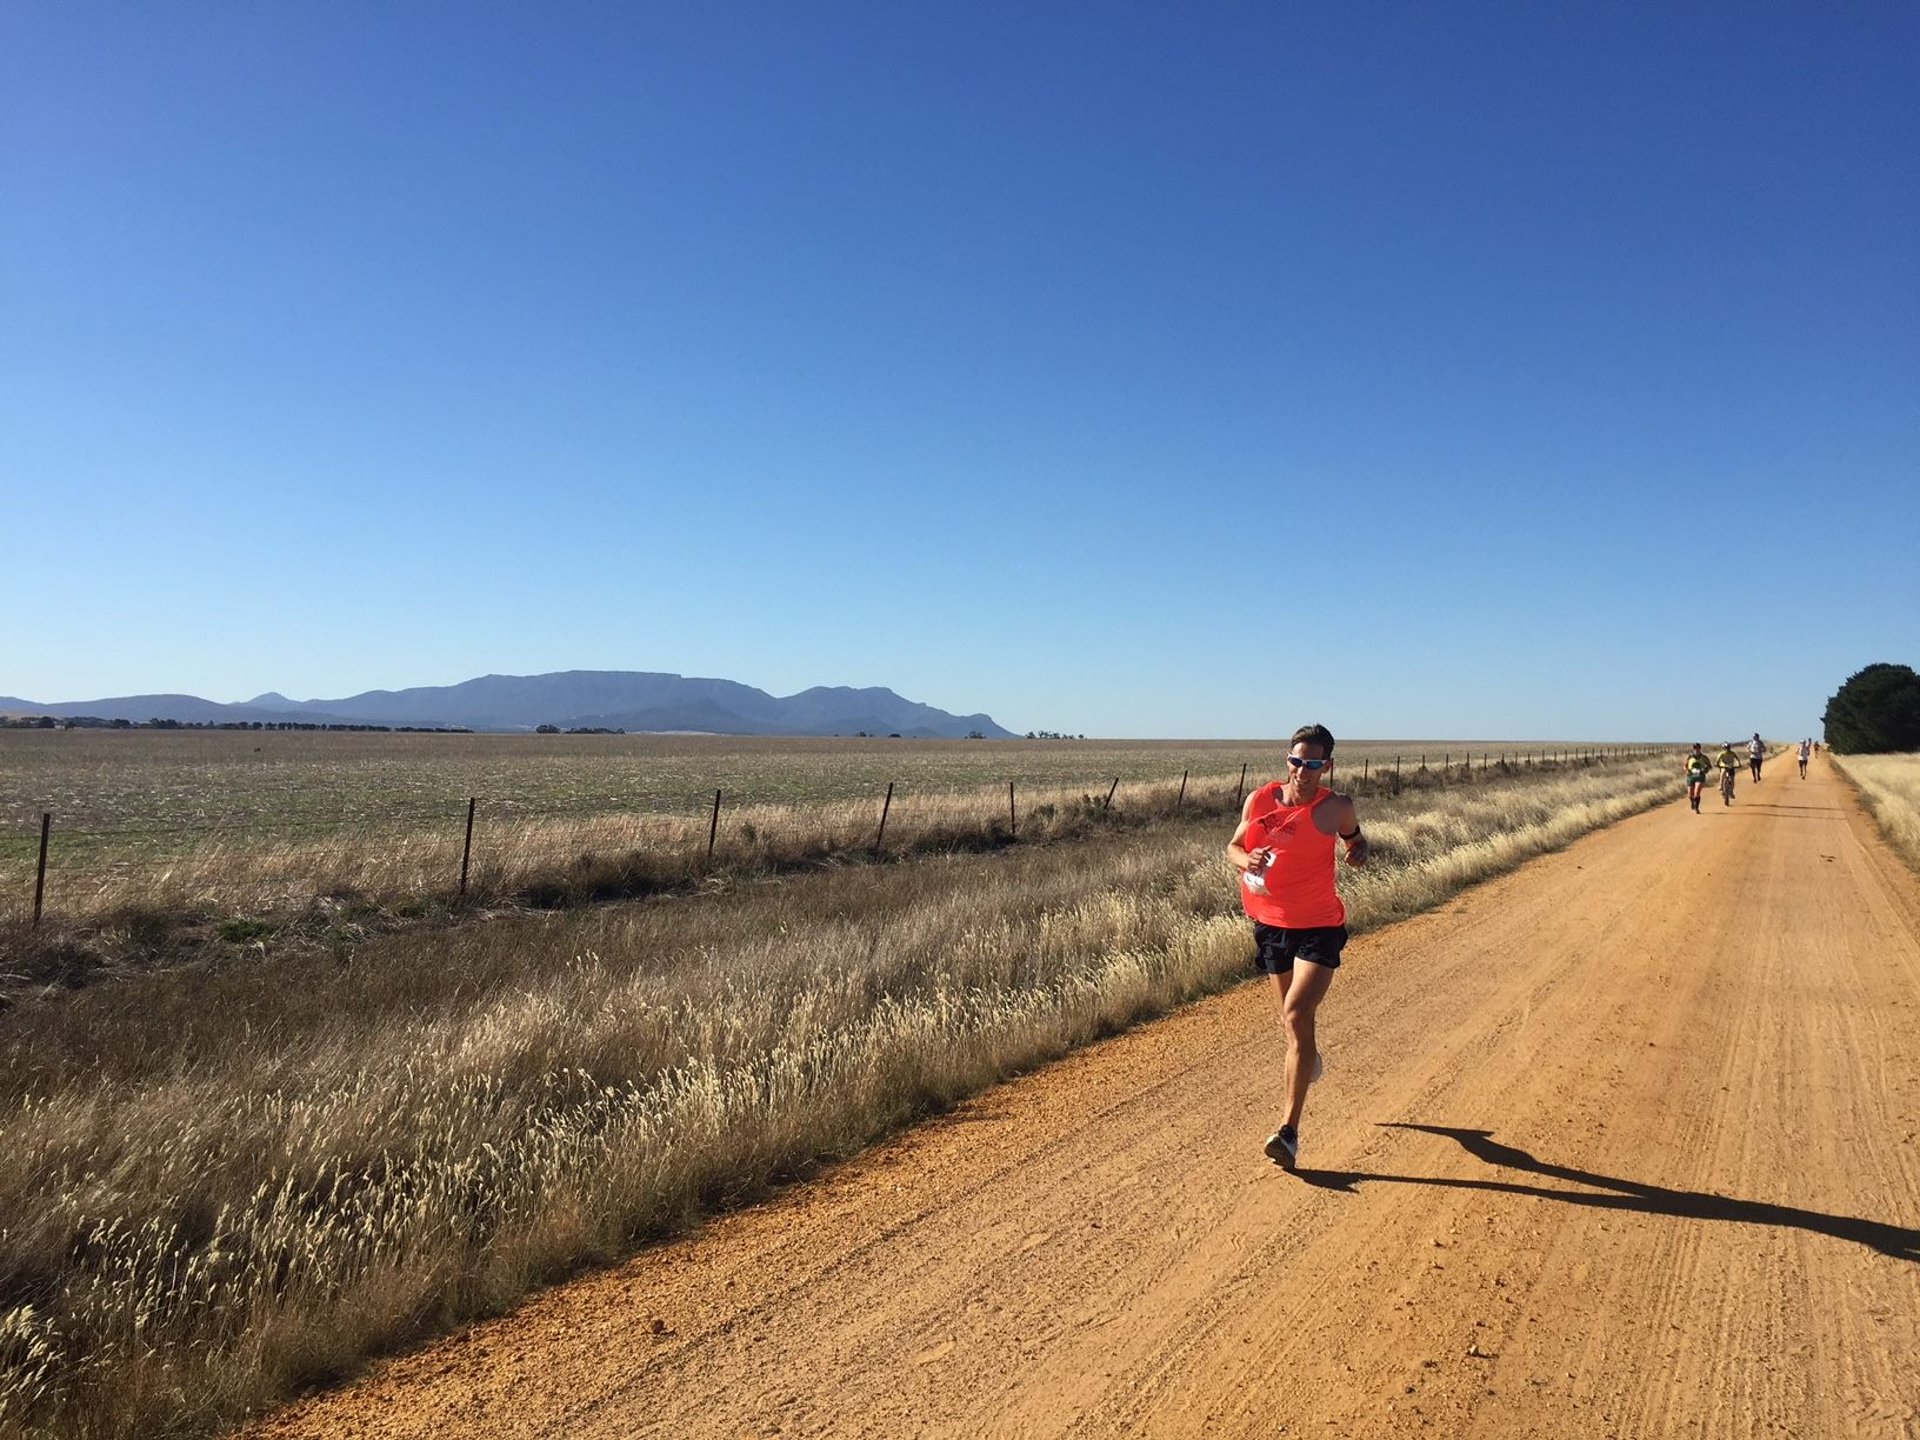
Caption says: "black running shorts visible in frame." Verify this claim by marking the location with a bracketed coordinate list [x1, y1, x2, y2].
[1252, 922, 1348, 975]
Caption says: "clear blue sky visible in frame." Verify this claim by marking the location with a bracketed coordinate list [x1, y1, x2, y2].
[4, 3, 1915, 740]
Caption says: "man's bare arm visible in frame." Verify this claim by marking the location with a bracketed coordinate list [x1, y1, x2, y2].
[1226, 794, 1265, 872]
[1335, 793, 1369, 866]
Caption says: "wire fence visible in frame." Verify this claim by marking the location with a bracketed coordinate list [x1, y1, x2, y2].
[6, 746, 1659, 927]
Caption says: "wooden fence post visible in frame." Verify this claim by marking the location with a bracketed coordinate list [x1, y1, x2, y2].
[1235, 763, 1248, 808]
[874, 782, 894, 856]
[1103, 777, 1120, 811]
[1363, 757, 1369, 783]
[1177, 769, 1188, 806]
[1008, 781, 1017, 839]
[707, 789, 722, 864]
[458, 798, 477, 897]
[32, 812, 50, 928]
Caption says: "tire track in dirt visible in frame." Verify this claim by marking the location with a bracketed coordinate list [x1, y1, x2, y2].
[247, 757, 1920, 1439]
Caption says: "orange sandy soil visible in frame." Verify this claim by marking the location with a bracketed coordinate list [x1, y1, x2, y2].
[247, 756, 1920, 1438]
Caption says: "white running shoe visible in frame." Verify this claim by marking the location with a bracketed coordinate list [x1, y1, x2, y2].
[1265, 1125, 1300, 1170]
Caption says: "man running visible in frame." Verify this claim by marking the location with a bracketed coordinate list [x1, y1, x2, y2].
[1685, 744, 1712, 812]
[1226, 723, 1368, 1172]
[1749, 732, 1766, 783]
[1798, 737, 1812, 778]
[1716, 742, 1742, 804]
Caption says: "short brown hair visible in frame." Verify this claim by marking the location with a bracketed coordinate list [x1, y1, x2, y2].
[1290, 723, 1335, 755]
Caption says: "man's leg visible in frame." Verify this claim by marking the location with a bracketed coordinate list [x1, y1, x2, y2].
[1280, 960, 1337, 1131]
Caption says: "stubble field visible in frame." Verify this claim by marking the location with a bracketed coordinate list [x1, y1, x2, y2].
[0, 730, 1611, 837]
[1, 731, 1642, 928]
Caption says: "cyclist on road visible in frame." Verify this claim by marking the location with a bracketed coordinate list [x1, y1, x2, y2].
[1799, 738, 1812, 778]
[1717, 743, 1742, 804]
[1748, 733, 1766, 783]
[1227, 722, 1368, 1174]
[1685, 744, 1712, 812]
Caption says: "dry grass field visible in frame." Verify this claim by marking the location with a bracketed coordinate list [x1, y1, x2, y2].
[0, 731, 1596, 833]
[1, 731, 1642, 932]
[0, 748, 1679, 1440]
[1833, 750, 1920, 870]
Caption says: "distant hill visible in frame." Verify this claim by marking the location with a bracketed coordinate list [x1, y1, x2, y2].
[1, 693, 323, 726]
[2, 671, 1017, 738]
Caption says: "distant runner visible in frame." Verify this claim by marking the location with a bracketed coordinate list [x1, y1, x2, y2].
[1226, 723, 1369, 1172]
[1799, 738, 1812, 778]
[1749, 733, 1766, 783]
[1717, 743, 1742, 805]
[1685, 744, 1712, 813]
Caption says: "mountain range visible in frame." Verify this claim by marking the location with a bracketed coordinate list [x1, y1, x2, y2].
[0, 670, 1017, 739]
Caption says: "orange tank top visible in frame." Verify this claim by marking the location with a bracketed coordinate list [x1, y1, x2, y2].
[1239, 783, 1346, 928]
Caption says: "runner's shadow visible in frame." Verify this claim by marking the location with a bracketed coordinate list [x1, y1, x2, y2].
[1293, 1123, 1919, 1262]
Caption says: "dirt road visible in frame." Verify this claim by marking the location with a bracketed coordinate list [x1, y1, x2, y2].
[251, 758, 1920, 1439]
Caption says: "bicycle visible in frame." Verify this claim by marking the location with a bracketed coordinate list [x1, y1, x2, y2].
[1720, 766, 1737, 805]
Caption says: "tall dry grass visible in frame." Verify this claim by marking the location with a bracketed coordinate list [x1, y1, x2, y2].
[0, 754, 1678, 1439]
[1832, 751, 1920, 871]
